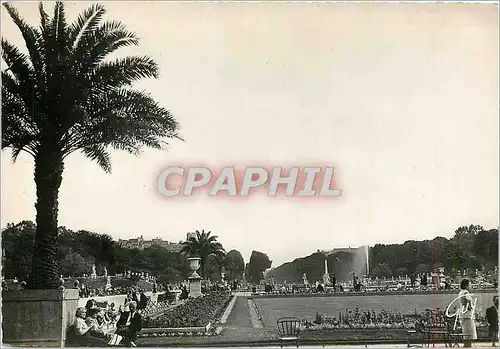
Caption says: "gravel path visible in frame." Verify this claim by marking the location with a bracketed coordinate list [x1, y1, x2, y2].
[225, 296, 253, 328]
[247, 298, 264, 328]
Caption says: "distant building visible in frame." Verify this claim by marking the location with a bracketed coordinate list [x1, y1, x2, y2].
[320, 247, 358, 255]
[186, 232, 196, 241]
[118, 235, 183, 252]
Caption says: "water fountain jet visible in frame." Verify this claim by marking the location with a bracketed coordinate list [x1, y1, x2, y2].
[365, 245, 370, 276]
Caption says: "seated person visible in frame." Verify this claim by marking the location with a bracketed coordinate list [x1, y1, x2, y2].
[106, 303, 119, 323]
[85, 299, 97, 312]
[85, 308, 109, 340]
[73, 307, 108, 346]
[97, 308, 112, 327]
[116, 301, 142, 347]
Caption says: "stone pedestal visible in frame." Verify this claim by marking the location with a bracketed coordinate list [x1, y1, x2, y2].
[188, 276, 202, 298]
[2, 288, 79, 347]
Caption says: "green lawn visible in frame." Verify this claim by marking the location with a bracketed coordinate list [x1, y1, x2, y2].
[254, 291, 496, 328]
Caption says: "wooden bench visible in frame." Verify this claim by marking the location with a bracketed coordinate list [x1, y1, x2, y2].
[277, 317, 301, 348]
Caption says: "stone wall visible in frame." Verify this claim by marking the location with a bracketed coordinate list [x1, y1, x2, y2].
[2, 288, 79, 347]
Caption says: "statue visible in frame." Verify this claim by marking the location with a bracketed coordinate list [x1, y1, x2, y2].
[91, 264, 97, 280]
[103, 266, 108, 277]
[302, 273, 309, 285]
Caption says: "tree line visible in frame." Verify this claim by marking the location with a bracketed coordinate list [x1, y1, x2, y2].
[370, 225, 498, 278]
[3, 222, 496, 286]
[267, 225, 498, 283]
[1, 221, 264, 286]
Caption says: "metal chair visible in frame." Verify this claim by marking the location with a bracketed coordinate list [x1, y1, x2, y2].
[407, 321, 425, 348]
[140, 296, 158, 316]
[445, 318, 464, 347]
[277, 317, 301, 348]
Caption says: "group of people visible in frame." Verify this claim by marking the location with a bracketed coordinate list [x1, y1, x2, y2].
[76, 281, 144, 299]
[73, 300, 142, 347]
[70, 287, 149, 347]
[123, 288, 149, 311]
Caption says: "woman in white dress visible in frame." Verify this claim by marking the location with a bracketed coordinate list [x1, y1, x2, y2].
[458, 279, 477, 347]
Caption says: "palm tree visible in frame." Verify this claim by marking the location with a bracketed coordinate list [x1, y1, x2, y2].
[181, 230, 225, 279]
[2, 2, 181, 289]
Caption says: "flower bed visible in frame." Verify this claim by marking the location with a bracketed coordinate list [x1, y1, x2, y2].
[140, 291, 232, 337]
[298, 327, 491, 342]
[302, 308, 490, 331]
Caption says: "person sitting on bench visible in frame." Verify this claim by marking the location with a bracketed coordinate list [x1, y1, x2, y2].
[73, 307, 108, 346]
[85, 308, 111, 340]
[116, 301, 142, 347]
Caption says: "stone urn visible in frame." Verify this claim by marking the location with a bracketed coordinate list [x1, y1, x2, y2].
[188, 257, 201, 278]
[187, 257, 202, 298]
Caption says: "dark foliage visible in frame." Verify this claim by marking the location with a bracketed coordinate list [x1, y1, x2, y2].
[267, 225, 498, 282]
[181, 230, 225, 279]
[2, 1, 181, 289]
[245, 250, 272, 283]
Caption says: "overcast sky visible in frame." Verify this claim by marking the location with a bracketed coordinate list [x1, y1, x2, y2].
[1, 2, 498, 267]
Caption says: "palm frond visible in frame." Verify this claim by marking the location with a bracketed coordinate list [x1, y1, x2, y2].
[2, 3, 43, 76]
[68, 3, 106, 48]
[61, 88, 180, 160]
[38, 2, 50, 31]
[80, 144, 112, 173]
[72, 20, 139, 75]
[37, 2, 56, 73]
[207, 235, 218, 243]
[91, 56, 159, 90]
[1, 39, 34, 81]
[1, 88, 38, 158]
[2, 70, 40, 143]
[51, 1, 69, 55]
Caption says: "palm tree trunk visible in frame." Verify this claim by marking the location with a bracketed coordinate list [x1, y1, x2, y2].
[201, 260, 206, 279]
[30, 143, 64, 289]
